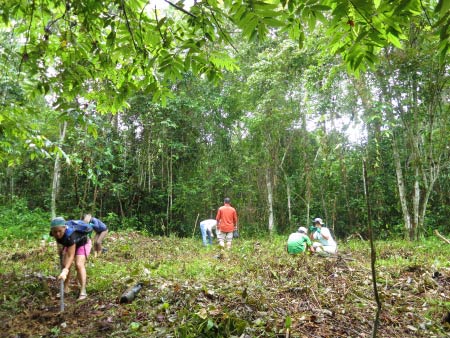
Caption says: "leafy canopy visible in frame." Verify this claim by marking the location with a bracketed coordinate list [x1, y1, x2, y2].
[1, 0, 447, 110]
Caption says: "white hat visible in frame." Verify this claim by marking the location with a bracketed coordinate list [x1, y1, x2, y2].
[314, 218, 324, 225]
[298, 226, 307, 233]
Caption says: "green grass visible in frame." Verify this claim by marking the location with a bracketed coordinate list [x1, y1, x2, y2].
[1, 231, 450, 337]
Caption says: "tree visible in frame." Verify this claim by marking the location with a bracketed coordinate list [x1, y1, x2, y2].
[2, 0, 448, 120]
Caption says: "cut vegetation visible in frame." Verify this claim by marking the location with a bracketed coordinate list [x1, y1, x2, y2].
[1, 232, 449, 337]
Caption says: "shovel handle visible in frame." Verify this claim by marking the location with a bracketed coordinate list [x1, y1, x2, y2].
[59, 254, 65, 312]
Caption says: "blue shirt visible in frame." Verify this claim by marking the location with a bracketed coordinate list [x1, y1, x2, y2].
[90, 217, 108, 233]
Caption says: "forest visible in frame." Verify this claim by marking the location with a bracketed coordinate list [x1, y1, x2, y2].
[0, 0, 450, 337]
[1, 0, 449, 240]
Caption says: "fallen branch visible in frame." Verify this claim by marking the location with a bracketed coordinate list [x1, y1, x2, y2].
[120, 283, 143, 304]
[346, 232, 364, 241]
[434, 230, 450, 244]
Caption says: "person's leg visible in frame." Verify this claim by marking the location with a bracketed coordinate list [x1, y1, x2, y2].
[93, 233, 100, 257]
[322, 246, 337, 254]
[217, 229, 225, 248]
[200, 223, 208, 246]
[225, 232, 233, 249]
[95, 230, 108, 255]
[75, 254, 87, 299]
[312, 242, 323, 252]
[206, 229, 213, 245]
[75, 240, 91, 299]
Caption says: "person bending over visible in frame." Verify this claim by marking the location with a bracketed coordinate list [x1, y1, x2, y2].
[50, 217, 91, 300]
[83, 213, 108, 258]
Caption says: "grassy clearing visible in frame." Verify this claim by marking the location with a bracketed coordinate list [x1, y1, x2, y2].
[0, 232, 450, 337]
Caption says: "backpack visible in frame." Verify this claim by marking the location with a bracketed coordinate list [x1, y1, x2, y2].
[64, 220, 93, 246]
[66, 220, 93, 235]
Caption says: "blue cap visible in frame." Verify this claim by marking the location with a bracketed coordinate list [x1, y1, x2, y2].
[50, 217, 66, 228]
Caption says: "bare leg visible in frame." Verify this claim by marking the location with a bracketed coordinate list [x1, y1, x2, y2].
[226, 232, 232, 250]
[94, 230, 108, 257]
[75, 255, 87, 299]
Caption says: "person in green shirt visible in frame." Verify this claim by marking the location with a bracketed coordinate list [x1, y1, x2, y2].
[287, 227, 314, 254]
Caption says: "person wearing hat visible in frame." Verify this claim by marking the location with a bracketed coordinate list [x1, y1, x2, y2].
[50, 217, 92, 300]
[287, 226, 314, 254]
[215, 197, 238, 249]
[309, 218, 337, 254]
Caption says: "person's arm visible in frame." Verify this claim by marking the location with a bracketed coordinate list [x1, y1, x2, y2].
[58, 244, 76, 280]
[215, 209, 221, 230]
[305, 236, 314, 252]
[320, 228, 330, 240]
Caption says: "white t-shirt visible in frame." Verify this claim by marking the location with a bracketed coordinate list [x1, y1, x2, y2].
[200, 219, 217, 233]
[312, 227, 336, 248]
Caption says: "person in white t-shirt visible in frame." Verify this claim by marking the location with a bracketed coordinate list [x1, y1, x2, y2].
[310, 218, 337, 254]
[199, 219, 217, 246]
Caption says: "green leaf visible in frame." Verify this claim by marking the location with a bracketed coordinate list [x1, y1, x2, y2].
[285, 315, 292, 329]
[206, 319, 214, 330]
[435, 0, 450, 16]
[387, 32, 403, 48]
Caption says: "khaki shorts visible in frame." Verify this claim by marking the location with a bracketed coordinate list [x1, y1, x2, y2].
[217, 230, 233, 243]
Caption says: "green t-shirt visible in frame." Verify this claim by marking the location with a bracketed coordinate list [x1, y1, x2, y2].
[287, 232, 312, 254]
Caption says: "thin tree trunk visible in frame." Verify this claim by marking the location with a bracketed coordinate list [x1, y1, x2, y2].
[92, 184, 98, 213]
[392, 135, 412, 239]
[8, 167, 14, 200]
[266, 168, 274, 233]
[304, 163, 311, 225]
[51, 122, 67, 219]
[285, 174, 292, 225]
[279, 138, 293, 226]
[413, 167, 420, 240]
[363, 160, 382, 337]
[419, 161, 440, 235]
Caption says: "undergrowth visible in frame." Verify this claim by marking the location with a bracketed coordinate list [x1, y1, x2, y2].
[1, 230, 450, 337]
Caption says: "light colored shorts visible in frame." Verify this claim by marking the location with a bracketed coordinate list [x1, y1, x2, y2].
[217, 230, 233, 243]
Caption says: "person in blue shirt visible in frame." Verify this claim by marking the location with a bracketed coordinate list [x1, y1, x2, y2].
[83, 213, 109, 258]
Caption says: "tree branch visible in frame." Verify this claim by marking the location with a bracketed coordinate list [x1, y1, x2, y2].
[434, 229, 450, 244]
[207, 7, 238, 53]
[164, 0, 197, 18]
[121, 0, 139, 51]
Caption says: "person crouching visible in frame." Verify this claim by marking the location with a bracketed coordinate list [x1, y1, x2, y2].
[287, 226, 314, 254]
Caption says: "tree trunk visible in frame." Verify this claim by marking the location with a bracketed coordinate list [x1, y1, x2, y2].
[412, 167, 420, 240]
[266, 168, 274, 233]
[285, 174, 292, 225]
[392, 135, 412, 239]
[304, 162, 311, 225]
[51, 122, 67, 219]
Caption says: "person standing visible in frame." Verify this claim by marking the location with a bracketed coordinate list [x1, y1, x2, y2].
[50, 217, 91, 300]
[215, 197, 238, 249]
[83, 213, 109, 258]
[199, 219, 217, 246]
[287, 226, 314, 254]
[310, 217, 337, 254]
